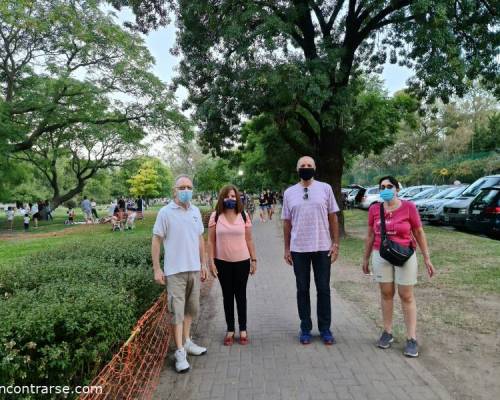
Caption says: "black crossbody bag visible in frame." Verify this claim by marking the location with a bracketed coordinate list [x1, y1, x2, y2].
[379, 203, 414, 267]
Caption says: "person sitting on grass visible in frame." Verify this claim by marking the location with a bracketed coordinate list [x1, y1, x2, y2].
[125, 211, 137, 230]
[23, 213, 30, 232]
[66, 208, 75, 225]
[111, 206, 123, 231]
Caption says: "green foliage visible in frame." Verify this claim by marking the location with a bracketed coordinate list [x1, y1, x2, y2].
[158, 0, 498, 196]
[0, 227, 162, 398]
[64, 200, 77, 209]
[1, 0, 189, 206]
[473, 113, 500, 152]
[193, 156, 234, 193]
[128, 159, 173, 198]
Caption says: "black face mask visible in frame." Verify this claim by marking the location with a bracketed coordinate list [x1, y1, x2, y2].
[298, 168, 315, 181]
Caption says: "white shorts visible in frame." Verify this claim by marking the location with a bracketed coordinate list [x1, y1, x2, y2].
[371, 250, 418, 286]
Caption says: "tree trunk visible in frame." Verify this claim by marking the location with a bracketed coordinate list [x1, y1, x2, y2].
[51, 181, 86, 209]
[316, 126, 346, 237]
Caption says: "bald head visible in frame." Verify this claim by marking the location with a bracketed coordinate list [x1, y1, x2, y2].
[296, 156, 316, 170]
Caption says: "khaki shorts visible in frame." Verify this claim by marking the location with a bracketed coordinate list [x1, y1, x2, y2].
[166, 271, 200, 325]
[371, 251, 418, 286]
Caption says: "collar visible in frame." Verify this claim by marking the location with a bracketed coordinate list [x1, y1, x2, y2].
[168, 201, 192, 210]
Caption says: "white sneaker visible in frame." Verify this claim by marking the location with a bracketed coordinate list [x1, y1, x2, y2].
[174, 348, 190, 373]
[184, 338, 207, 356]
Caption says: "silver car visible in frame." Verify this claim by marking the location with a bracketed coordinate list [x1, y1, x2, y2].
[420, 186, 468, 224]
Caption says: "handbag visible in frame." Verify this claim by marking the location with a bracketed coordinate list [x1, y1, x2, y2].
[379, 203, 414, 267]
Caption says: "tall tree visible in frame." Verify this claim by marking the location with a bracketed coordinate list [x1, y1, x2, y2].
[1, 0, 190, 204]
[116, 0, 498, 219]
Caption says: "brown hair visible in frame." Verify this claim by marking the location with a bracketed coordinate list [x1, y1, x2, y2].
[215, 184, 244, 216]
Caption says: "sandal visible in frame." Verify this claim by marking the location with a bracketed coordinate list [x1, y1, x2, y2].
[239, 332, 249, 345]
[223, 333, 234, 346]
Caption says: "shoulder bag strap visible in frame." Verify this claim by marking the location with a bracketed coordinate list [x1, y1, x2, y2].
[379, 202, 387, 242]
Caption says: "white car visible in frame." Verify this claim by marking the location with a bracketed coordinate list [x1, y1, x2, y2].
[359, 186, 382, 209]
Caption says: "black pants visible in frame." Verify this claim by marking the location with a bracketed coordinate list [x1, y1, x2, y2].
[291, 251, 332, 333]
[92, 208, 98, 218]
[215, 258, 250, 332]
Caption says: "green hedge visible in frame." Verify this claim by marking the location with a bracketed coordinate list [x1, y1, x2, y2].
[0, 232, 162, 399]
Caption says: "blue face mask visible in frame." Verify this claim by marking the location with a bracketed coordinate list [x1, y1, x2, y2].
[178, 190, 193, 204]
[223, 199, 237, 209]
[380, 188, 395, 202]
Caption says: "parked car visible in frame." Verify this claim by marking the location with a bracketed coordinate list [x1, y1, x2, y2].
[420, 186, 468, 223]
[465, 186, 500, 238]
[442, 175, 500, 228]
[399, 185, 434, 199]
[359, 186, 381, 209]
[416, 186, 460, 213]
[412, 186, 455, 208]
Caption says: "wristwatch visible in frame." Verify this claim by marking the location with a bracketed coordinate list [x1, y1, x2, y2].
[251, 258, 257, 262]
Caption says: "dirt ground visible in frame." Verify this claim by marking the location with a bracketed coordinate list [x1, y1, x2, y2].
[333, 255, 500, 400]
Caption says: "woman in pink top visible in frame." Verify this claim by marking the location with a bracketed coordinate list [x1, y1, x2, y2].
[208, 185, 257, 346]
[362, 176, 435, 358]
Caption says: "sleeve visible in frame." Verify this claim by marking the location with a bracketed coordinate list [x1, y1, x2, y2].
[408, 202, 422, 230]
[327, 185, 340, 213]
[197, 209, 204, 235]
[208, 211, 216, 228]
[368, 204, 375, 227]
[281, 191, 291, 220]
[152, 209, 167, 238]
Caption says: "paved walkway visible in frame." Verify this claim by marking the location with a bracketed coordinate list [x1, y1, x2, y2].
[154, 218, 451, 400]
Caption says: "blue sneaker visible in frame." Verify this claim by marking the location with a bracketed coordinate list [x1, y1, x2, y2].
[299, 331, 312, 345]
[320, 329, 336, 345]
[404, 338, 419, 357]
[377, 331, 394, 349]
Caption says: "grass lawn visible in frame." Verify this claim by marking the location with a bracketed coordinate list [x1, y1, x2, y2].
[340, 209, 500, 294]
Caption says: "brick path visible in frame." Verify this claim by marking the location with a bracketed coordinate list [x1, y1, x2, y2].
[154, 218, 451, 400]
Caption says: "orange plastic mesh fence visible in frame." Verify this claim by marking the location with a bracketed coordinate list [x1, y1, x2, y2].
[79, 291, 171, 400]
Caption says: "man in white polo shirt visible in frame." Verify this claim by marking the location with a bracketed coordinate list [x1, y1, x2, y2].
[152, 175, 208, 373]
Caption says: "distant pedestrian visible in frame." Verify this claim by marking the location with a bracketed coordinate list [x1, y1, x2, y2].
[6, 207, 14, 230]
[45, 200, 53, 221]
[258, 192, 267, 222]
[23, 214, 30, 232]
[31, 201, 39, 228]
[81, 196, 93, 223]
[91, 198, 99, 219]
[282, 156, 340, 345]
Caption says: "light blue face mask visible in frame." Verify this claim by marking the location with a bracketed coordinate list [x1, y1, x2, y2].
[178, 190, 193, 204]
[380, 188, 395, 202]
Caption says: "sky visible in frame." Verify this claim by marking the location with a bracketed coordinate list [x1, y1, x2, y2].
[114, 8, 414, 100]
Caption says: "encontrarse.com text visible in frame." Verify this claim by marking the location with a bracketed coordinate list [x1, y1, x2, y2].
[0, 385, 103, 395]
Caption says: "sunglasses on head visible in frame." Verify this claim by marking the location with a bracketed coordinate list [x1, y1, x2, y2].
[380, 184, 395, 190]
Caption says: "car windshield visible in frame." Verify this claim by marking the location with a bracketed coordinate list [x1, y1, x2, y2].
[432, 187, 455, 199]
[412, 187, 438, 200]
[444, 187, 466, 199]
[367, 188, 379, 194]
[461, 177, 500, 197]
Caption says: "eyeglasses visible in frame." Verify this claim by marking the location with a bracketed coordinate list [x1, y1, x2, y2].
[380, 184, 394, 190]
[303, 187, 308, 200]
[176, 186, 193, 190]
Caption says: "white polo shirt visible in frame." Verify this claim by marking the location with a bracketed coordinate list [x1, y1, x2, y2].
[152, 201, 204, 276]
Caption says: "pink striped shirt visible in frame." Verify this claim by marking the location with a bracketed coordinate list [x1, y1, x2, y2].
[281, 181, 339, 252]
